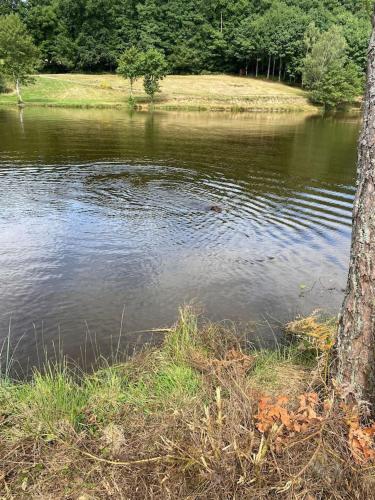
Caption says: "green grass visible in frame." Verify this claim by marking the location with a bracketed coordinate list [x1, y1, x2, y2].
[123, 363, 201, 411]
[0, 73, 319, 112]
[2, 307, 343, 498]
[163, 306, 200, 359]
[0, 307, 208, 440]
[0, 307, 317, 441]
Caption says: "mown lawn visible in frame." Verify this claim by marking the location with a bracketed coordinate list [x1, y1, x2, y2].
[0, 73, 317, 112]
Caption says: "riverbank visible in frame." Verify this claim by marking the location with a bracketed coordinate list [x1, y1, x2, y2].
[1, 307, 373, 498]
[0, 74, 319, 112]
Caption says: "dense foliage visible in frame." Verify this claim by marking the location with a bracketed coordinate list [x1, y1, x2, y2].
[0, 14, 40, 102]
[117, 46, 144, 96]
[303, 25, 364, 107]
[141, 48, 168, 101]
[0, 0, 371, 83]
[117, 46, 168, 102]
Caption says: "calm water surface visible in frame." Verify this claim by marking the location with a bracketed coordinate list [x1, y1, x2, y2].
[0, 108, 359, 368]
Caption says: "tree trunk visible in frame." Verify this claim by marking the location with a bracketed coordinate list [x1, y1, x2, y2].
[267, 55, 271, 79]
[272, 56, 276, 78]
[15, 79, 23, 105]
[255, 58, 259, 78]
[278, 57, 282, 81]
[335, 10, 375, 407]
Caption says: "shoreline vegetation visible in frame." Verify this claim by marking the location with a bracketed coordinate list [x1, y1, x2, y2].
[0, 74, 321, 113]
[1, 307, 374, 498]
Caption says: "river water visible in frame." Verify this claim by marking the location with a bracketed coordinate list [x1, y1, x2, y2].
[0, 107, 360, 369]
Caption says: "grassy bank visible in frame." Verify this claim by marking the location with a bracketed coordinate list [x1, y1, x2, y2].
[1, 307, 374, 498]
[0, 74, 319, 112]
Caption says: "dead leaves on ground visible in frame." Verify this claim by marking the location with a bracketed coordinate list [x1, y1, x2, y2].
[255, 392, 375, 464]
[192, 345, 375, 466]
[255, 392, 323, 435]
[344, 405, 375, 463]
[190, 348, 254, 376]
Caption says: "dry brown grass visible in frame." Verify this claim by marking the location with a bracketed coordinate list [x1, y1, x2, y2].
[1, 308, 374, 499]
[0, 73, 319, 112]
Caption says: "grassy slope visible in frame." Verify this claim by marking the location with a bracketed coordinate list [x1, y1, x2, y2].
[0, 73, 318, 112]
[2, 308, 372, 499]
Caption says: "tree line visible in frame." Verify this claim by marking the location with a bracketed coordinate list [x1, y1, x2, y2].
[0, 0, 371, 79]
[0, 1, 372, 107]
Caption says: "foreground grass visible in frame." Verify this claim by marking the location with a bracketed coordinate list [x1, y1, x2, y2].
[0, 74, 318, 112]
[0, 308, 373, 499]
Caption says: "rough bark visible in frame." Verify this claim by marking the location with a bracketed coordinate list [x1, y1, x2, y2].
[335, 10, 375, 406]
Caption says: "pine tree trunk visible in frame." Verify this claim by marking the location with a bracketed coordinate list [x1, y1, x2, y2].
[335, 11, 375, 406]
[278, 57, 282, 81]
[267, 55, 271, 79]
[255, 58, 259, 78]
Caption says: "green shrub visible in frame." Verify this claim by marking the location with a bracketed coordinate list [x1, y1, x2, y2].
[309, 62, 363, 109]
[303, 26, 364, 109]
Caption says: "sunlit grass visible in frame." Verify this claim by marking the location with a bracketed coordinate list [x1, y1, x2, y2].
[123, 363, 202, 411]
[0, 73, 317, 111]
[2, 307, 352, 498]
[1, 306, 316, 439]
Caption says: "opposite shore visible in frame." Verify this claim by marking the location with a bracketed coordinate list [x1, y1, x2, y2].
[0, 73, 321, 112]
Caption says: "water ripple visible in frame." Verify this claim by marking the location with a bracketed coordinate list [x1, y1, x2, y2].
[0, 109, 358, 368]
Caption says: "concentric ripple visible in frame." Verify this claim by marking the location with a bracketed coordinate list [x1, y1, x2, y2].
[0, 108, 359, 369]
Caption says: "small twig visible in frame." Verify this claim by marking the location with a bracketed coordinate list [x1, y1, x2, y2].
[124, 328, 173, 335]
[58, 436, 186, 467]
[77, 448, 184, 466]
[283, 429, 321, 450]
[293, 439, 322, 481]
[325, 445, 359, 472]
[270, 446, 283, 481]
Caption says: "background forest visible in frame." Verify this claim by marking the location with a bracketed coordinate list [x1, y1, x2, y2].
[0, 0, 372, 83]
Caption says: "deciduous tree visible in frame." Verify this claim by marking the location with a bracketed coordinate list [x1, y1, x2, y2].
[142, 48, 168, 102]
[0, 14, 40, 104]
[0, 1, 372, 84]
[303, 26, 362, 108]
[117, 46, 143, 97]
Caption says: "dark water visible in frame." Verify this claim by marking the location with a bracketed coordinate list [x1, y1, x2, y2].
[0, 107, 360, 368]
